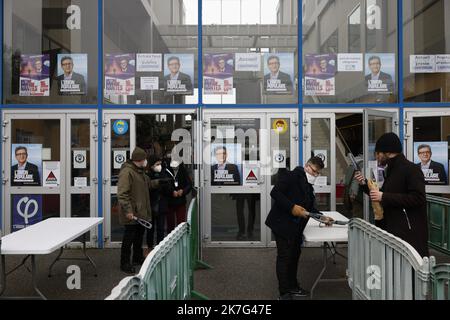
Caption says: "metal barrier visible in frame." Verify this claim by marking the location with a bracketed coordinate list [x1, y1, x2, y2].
[348, 218, 431, 300]
[430, 256, 450, 300]
[427, 195, 450, 255]
[106, 198, 209, 300]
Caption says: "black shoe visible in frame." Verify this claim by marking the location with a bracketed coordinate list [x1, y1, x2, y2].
[132, 257, 145, 266]
[289, 287, 310, 297]
[120, 263, 136, 274]
[278, 293, 293, 300]
[236, 233, 246, 241]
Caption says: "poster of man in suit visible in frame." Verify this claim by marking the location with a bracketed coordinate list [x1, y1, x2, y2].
[263, 53, 294, 94]
[365, 54, 395, 94]
[11, 144, 42, 186]
[56, 54, 87, 95]
[210, 144, 242, 186]
[414, 142, 448, 185]
[163, 54, 194, 95]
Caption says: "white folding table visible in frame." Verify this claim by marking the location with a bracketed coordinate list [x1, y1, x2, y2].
[0, 217, 103, 300]
[303, 211, 349, 299]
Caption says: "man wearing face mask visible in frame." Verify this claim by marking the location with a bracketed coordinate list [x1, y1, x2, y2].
[117, 147, 159, 274]
[146, 155, 171, 252]
[354, 132, 428, 257]
[265, 156, 330, 300]
[165, 157, 192, 233]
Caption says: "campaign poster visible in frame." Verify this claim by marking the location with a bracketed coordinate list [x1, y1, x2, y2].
[304, 53, 336, 96]
[210, 143, 242, 186]
[43, 161, 61, 187]
[414, 142, 448, 185]
[263, 53, 294, 94]
[163, 54, 194, 95]
[435, 55, 450, 73]
[243, 162, 260, 186]
[56, 54, 88, 95]
[235, 53, 261, 72]
[19, 54, 50, 96]
[203, 53, 234, 95]
[364, 53, 395, 93]
[410, 55, 435, 73]
[11, 144, 43, 186]
[136, 53, 162, 72]
[104, 54, 136, 95]
[12, 195, 43, 232]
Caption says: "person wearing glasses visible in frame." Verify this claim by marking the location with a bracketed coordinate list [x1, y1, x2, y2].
[11, 146, 41, 186]
[416, 144, 447, 185]
[265, 156, 330, 300]
[263, 55, 293, 94]
[56, 56, 86, 95]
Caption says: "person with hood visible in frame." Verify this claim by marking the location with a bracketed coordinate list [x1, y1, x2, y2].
[354, 132, 428, 257]
[165, 158, 192, 233]
[146, 155, 171, 252]
[265, 156, 331, 300]
[117, 147, 159, 274]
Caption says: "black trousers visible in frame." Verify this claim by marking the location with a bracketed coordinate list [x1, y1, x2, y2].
[146, 214, 165, 248]
[236, 195, 256, 235]
[121, 224, 145, 266]
[274, 233, 302, 295]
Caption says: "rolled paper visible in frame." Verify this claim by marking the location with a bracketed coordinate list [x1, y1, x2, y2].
[367, 178, 384, 220]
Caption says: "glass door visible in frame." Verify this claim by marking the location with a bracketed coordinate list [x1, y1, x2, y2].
[66, 114, 99, 245]
[363, 109, 398, 221]
[303, 112, 336, 211]
[103, 114, 136, 247]
[203, 112, 266, 246]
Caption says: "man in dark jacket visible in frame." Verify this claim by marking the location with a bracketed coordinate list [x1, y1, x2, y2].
[265, 156, 331, 300]
[146, 155, 171, 251]
[355, 132, 429, 257]
[165, 159, 192, 233]
[117, 147, 159, 274]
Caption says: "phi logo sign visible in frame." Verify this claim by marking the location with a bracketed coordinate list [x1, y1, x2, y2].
[16, 197, 39, 224]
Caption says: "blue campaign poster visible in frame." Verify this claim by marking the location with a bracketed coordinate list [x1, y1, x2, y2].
[12, 194, 43, 231]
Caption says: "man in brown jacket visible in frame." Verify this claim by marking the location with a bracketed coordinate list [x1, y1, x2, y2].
[118, 147, 159, 274]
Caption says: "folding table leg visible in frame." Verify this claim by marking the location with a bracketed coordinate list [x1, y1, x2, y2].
[48, 247, 64, 277]
[31, 255, 47, 300]
[81, 233, 98, 277]
[0, 255, 6, 296]
[310, 243, 328, 299]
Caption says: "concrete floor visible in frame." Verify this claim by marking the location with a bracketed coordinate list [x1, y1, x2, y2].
[0, 246, 448, 300]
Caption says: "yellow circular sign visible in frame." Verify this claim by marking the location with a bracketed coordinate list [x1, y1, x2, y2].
[272, 119, 288, 134]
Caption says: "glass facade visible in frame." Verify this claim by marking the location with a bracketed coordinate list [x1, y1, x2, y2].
[1, 0, 450, 246]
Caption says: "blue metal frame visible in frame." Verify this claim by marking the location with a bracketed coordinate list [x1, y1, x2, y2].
[0, 0, 449, 244]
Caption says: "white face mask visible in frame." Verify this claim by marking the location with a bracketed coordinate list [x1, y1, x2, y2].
[170, 160, 180, 169]
[142, 159, 148, 168]
[306, 172, 317, 185]
[153, 164, 162, 173]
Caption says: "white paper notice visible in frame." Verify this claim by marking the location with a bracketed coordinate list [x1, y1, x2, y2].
[43, 161, 60, 187]
[216, 126, 235, 140]
[73, 150, 87, 169]
[235, 53, 261, 72]
[136, 53, 162, 72]
[410, 55, 435, 73]
[74, 177, 88, 187]
[114, 150, 127, 169]
[42, 148, 52, 160]
[337, 53, 363, 72]
[314, 176, 327, 186]
[436, 55, 450, 73]
[140, 77, 159, 90]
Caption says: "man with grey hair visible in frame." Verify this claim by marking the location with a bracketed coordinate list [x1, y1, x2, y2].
[416, 144, 447, 184]
[264, 55, 293, 94]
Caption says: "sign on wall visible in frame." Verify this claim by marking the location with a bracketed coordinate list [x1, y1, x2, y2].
[12, 195, 43, 232]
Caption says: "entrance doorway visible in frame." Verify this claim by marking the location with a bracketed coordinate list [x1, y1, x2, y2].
[202, 109, 299, 247]
[103, 110, 197, 247]
[2, 110, 98, 245]
[303, 109, 398, 221]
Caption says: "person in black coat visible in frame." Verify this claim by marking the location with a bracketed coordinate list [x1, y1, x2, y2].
[355, 132, 429, 257]
[416, 144, 448, 185]
[265, 156, 331, 300]
[165, 159, 192, 233]
[146, 155, 172, 250]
